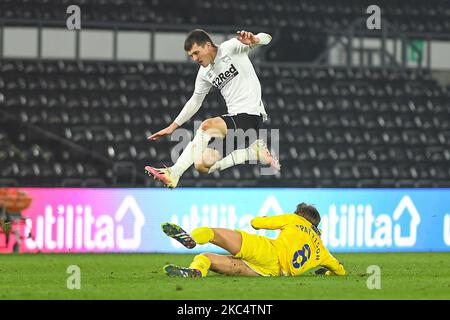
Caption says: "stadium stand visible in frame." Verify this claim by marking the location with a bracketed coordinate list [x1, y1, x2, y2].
[1, 59, 449, 187]
[1, 0, 449, 64]
[2, 0, 449, 35]
[1, 0, 450, 188]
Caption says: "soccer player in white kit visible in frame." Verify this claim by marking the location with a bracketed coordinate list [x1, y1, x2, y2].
[145, 29, 280, 188]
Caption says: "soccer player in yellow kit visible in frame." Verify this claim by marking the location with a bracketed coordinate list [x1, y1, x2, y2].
[162, 203, 345, 277]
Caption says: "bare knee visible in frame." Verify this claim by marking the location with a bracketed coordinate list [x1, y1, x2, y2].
[200, 117, 226, 137]
[200, 119, 215, 131]
[194, 148, 221, 174]
[210, 228, 242, 256]
[194, 162, 210, 173]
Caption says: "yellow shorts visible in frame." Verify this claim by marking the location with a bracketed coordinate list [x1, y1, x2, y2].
[234, 230, 281, 276]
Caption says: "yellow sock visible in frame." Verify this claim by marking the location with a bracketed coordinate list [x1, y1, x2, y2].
[189, 254, 211, 277]
[191, 227, 214, 244]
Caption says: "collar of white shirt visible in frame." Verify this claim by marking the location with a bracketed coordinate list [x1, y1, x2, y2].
[211, 45, 223, 65]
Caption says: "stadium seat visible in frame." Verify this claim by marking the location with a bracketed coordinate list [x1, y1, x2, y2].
[1, 59, 449, 187]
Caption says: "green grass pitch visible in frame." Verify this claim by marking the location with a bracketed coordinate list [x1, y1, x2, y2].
[0, 252, 448, 299]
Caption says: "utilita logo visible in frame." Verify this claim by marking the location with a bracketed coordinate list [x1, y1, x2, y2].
[169, 195, 425, 250]
[321, 196, 421, 248]
[24, 196, 145, 251]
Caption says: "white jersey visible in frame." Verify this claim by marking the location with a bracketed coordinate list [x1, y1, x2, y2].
[174, 33, 271, 126]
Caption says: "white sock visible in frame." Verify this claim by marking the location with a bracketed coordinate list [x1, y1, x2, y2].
[210, 147, 258, 172]
[171, 128, 211, 177]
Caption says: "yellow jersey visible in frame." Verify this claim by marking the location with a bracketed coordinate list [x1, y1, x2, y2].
[251, 214, 345, 276]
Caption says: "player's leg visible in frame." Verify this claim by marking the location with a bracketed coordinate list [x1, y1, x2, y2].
[164, 252, 259, 277]
[162, 225, 275, 277]
[198, 253, 259, 276]
[194, 147, 222, 173]
[208, 114, 280, 173]
[208, 139, 280, 173]
[162, 225, 254, 278]
[161, 223, 241, 254]
[188, 230, 275, 277]
[145, 116, 227, 187]
[163, 224, 242, 255]
[191, 227, 242, 255]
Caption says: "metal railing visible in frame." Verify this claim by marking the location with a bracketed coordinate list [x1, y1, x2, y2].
[0, 17, 439, 70]
[315, 18, 432, 70]
[0, 18, 272, 61]
[0, 17, 443, 187]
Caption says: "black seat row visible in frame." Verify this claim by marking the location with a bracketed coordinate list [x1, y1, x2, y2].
[1, 59, 449, 187]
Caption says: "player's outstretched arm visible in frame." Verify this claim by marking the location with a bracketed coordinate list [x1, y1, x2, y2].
[236, 30, 261, 45]
[147, 91, 206, 141]
[316, 255, 346, 276]
[251, 214, 299, 230]
[236, 30, 272, 49]
[147, 122, 179, 141]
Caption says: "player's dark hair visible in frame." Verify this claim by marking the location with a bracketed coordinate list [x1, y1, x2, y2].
[295, 203, 321, 227]
[184, 29, 215, 51]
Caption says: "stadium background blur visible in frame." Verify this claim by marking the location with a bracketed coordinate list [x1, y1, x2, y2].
[0, 0, 449, 300]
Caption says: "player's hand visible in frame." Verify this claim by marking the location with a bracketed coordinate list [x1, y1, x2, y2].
[147, 123, 178, 141]
[236, 30, 260, 45]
